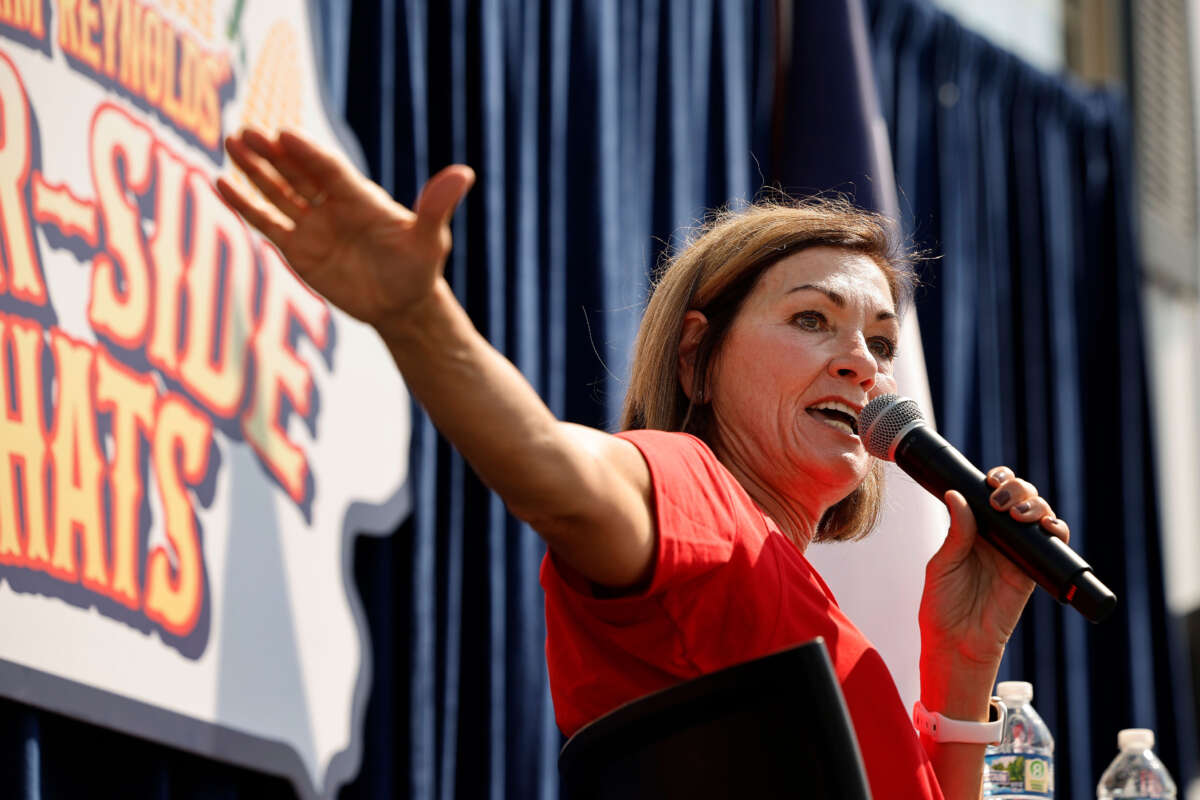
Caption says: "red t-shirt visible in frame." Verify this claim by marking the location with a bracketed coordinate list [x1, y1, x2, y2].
[540, 429, 943, 800]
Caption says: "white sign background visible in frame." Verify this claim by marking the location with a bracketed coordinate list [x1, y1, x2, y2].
[0, 2, 408, 798]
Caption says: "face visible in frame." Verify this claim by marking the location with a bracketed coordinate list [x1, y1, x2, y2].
[697, 247, 900, 500]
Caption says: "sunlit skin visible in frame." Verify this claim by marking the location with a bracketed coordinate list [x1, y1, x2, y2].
[677, 250, 1069, 665]
[679, 248, 899, 550]
[217, 126, 1072, 798]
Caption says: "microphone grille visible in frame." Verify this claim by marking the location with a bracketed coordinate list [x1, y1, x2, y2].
[859, 394, 925, 460]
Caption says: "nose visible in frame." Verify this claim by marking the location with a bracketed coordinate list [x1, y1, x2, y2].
[827, 334, 878, 392]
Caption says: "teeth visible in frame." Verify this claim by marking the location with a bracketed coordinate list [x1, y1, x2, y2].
[809, 400, 860, 421]
[819, 417, 855, 435]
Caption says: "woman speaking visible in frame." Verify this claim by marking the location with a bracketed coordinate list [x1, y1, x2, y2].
[218, 127, 1068, 800]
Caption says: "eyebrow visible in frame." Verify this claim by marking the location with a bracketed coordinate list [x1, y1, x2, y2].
[786, 283, 898, 322]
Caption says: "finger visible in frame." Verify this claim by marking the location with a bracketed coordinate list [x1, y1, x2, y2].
[414, 165, 476, 239]
[242, 127, 326, 204]
[1040, 515, 1070, 545]
[225, 135, 306, 219]
[936, 490, 978, 563]
[216, 176, 294, 245]
[276, 127, 354, 190]
[1009, 495, 1052, 523]
[986, 466, 1012, 486]
[990, 476, 1037, 511]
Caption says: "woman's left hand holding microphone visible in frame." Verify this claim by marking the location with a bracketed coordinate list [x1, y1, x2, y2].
[919, 468, 1068, 714]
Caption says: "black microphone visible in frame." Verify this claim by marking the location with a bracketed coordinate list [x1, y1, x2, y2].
[858, 394, 1117, 623]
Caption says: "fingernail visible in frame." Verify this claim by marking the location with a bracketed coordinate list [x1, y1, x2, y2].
[1015, 501, 1032, 513]
[992, 469, 1010, 483]
[1045, 517, 1058, 526]
[992, 489, 1011, 508]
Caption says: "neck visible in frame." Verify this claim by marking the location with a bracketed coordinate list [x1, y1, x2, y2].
[715, 447, 827, 552]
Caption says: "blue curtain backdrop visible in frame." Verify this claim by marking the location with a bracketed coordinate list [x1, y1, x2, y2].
[338, 1, 772, 797]
[866, 1, 1198, 798]
[0, 2, 1190, 799]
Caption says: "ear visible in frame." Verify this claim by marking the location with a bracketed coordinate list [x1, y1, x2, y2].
[677, 310, 709, 401]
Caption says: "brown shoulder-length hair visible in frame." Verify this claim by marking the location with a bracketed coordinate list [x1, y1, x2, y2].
[619, 197, 916, 543]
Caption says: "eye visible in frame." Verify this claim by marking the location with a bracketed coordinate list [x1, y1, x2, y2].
[792, 311, 828, 331]
[868, 336, 898, 360]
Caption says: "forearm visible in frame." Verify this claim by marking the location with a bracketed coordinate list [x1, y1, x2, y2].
[377, 277, 597, 520]
[919, 651, 1001, 800]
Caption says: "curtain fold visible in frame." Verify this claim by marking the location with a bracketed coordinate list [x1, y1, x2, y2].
[342, 2, 772, 797]
[3, 3, 1189, 800]
[865, 2, 1198, 798]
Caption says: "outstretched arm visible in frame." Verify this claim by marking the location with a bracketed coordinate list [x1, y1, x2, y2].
[218, 128, 655, 588]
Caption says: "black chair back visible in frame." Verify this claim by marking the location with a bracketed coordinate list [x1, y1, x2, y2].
[558, 638, 872, 799]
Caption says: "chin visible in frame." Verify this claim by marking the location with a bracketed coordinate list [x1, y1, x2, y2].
[801, 457, 870, 501]
[828, 450, 872, 484]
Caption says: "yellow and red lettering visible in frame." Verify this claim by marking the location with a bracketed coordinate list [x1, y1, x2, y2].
[141, 8, 164, 106]
[76, 0, 103, 71]
[57, 0, 230, 154]
[48, 331, 110, 593]
[196, 53, 229, 152]
[175, 34, 201, 136]
[179, 173, 257, 418]
[98, 0, 121, 78]
[159, 22, 184, 126]
[31, 172, 98, 248]
[95, 350, 156, 610]
[9, 0, 45, 39]
[23, 0, 46, 39]
[146, 143, 188, 377]
[88, 104, 153, 348]
[57, 0, 81, 59]
[144, 394, 210, 637]
[243, 246, 328, 502]
[0, 51, 45, 305]
[117, 0, 143, 95]
[0, 313, 48, 567]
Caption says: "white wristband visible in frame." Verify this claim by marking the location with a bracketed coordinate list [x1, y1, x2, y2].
[912, 698, 1007, 745]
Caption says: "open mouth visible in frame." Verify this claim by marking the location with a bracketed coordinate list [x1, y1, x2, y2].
[806, 401, 860, 436]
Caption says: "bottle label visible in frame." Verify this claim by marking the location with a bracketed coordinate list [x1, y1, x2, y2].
[983, 753, 1053, 797]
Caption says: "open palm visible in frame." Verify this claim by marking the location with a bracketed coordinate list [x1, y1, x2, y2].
[217, 128, 475, 328]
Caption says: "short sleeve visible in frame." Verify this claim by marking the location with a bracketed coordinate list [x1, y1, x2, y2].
[539, 429, 750, 621]
[614, 429, 744, 595]
[539, 429, 760, 728]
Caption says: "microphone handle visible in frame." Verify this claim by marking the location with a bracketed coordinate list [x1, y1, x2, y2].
[893, 425, 1117, 623]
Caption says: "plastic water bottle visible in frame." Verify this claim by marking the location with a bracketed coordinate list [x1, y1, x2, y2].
[1096, 729, 1177, 799]
[983, 681, 1054, 798]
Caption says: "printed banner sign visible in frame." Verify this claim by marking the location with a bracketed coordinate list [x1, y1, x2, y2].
[0, 2, 410, 797]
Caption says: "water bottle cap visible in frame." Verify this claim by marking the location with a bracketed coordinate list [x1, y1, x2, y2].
[1118, 729, 1155, 750]
[996, 681, 1033, 703]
